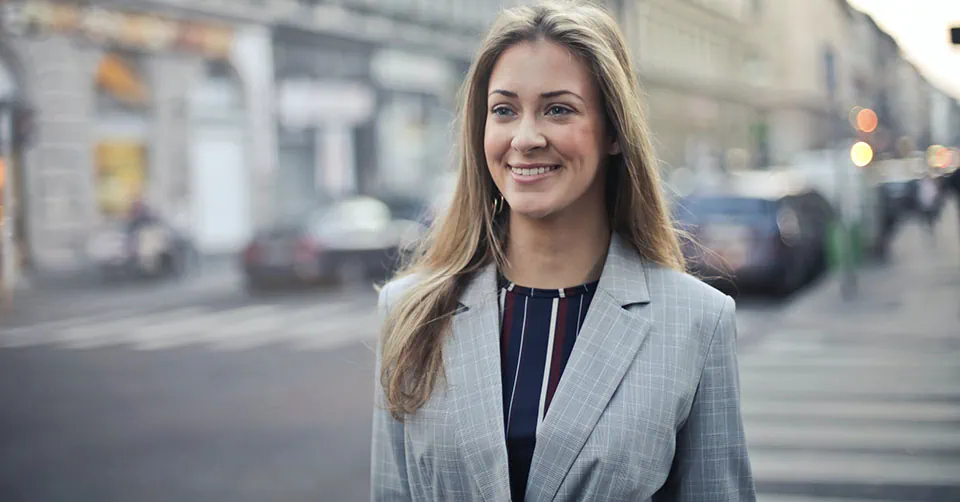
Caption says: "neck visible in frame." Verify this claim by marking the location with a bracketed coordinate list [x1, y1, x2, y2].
[503, 206, 611, 290]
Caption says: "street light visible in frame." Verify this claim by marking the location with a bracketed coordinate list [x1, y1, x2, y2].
[855, 108, 878, 134]
[851, 141, 874, 167]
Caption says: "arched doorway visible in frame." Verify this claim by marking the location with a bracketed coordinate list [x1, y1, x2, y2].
[187, 60, 250, 255]
[93, 50, 152, 220]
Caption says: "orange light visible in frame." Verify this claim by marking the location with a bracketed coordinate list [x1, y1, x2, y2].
[856, 108, 878, 133]
[851, 141, 873, 167]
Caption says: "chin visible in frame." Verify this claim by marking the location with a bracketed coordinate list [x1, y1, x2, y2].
[508, 203, 559, 221]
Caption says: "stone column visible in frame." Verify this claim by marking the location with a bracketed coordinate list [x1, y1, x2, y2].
[12, 35, 99, 273]
[230, 24, 277, 229]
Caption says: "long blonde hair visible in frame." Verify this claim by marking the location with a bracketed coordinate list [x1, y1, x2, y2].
[379, 1, 685, 421]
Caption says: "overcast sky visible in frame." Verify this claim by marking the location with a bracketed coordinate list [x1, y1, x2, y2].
[847, 0, 960, 99]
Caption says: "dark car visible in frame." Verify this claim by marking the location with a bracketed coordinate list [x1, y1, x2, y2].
[240, 195, 426, 292]
[674, 182, 833, 296]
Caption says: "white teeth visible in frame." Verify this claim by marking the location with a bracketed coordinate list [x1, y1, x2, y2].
[511, 165, 558, 176]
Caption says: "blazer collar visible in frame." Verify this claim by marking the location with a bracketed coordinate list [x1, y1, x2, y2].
[595, 232, 651, 306]
[458, 259, 499, 311]
[457, 232, 651, 310]
[449, 233, 654, 502]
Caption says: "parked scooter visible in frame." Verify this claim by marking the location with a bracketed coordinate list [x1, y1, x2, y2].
[86, 216, 198, 282]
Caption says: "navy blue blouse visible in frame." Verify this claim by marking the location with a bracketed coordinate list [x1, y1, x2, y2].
[498, 276, 599, 502]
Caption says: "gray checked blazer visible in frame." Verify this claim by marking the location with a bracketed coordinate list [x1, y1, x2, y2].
[371, 233, 756, 501]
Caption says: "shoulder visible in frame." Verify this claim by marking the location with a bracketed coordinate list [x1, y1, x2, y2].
[377, 272, 426, 317]
[641, 262, 735, 340]
[644, 263, 732, 311]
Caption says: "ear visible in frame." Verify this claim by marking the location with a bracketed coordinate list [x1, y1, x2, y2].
[607, 136, 622, 156]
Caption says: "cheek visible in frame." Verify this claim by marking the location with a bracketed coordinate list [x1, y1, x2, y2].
[483, 122, 499, 153]
[484, 127, 510, 166]
[556, 124, 603, 168]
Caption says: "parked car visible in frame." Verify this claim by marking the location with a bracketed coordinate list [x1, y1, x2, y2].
[373, 192, 435, 228]
[674, 175, 833, 296]
[240, 195, 426, 292]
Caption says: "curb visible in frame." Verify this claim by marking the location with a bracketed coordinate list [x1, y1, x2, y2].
[13, 253, 238, 293]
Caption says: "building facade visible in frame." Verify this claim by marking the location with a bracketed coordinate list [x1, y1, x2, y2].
[5, 0, 956, 278]
[621, 0, 761, 173]
[0, 0, 276, 275]
[266, 0, 501, 212]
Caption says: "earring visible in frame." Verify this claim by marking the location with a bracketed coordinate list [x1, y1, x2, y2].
[492, 194, 505, 216]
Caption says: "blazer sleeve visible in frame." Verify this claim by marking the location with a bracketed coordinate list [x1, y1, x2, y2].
[370, 282, 413, 501]
[655, 295, 757, 502]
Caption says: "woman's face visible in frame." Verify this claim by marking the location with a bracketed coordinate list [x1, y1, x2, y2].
[484, 40, 619, 221]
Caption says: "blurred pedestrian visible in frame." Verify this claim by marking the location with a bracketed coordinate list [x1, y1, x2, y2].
[917, 173, 939, 242]
[371, 3, 755, 502]
[126, 195, 156, 233]
[948, 166, 960, 249]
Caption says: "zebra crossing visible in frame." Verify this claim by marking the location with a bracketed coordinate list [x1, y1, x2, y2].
[0, 297, 382, 352]
[740, 328, 960, 501]
[2, 298, 768, 354]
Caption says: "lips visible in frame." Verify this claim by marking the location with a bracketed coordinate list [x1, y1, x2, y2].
[509, 164, 561, 176]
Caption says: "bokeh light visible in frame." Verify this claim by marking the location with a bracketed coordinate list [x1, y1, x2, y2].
[855, 108, 878, 133]
[850, 141, 874, 167]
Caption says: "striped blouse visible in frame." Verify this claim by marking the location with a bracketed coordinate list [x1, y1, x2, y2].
[498, 276, 599, 502]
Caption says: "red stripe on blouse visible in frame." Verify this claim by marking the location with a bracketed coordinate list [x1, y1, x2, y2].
[544, 297, 569, 412]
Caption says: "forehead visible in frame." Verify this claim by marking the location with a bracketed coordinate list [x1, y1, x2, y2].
[488, 40, 596, 97]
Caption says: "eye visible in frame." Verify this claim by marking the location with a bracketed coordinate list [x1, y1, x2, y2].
[491, 105, 515, 117]
[546, 105, 573, 116]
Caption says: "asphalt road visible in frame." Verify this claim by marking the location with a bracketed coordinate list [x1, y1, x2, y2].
[0, 268, 955, 502]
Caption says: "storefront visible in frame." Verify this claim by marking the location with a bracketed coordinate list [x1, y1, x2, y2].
[273, 28, 376, 220]
[0, 0, 272, 271]
[94, 50, 152, 218]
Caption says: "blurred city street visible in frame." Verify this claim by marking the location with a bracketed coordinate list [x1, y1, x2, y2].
[741, 201, 960, 502]
[0, 0, 959, 500]
[0, 203, 956, 501]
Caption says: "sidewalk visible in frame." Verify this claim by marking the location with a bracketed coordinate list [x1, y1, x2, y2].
[782, 198, 960, 337]
[1, 257, 242, 322]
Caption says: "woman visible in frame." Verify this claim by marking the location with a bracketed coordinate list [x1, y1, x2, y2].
[372, 2, 755, 501]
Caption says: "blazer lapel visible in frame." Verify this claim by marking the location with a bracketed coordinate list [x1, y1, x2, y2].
[525, 234, 654, 502]
[447, 263, 512, 502]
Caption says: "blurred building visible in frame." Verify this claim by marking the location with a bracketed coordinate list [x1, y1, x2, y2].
[0, 0, 276, 274]
[929, 88, 955, 148]
[860, 13, 902, 159]
[746, 0, 861, 165]
[269, 2, 471, 217]
[618, 0, 760, 174]
[2, 0, 958, 279]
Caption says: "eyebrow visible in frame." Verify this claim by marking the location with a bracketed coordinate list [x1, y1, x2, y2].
[489, 89, 585, 102]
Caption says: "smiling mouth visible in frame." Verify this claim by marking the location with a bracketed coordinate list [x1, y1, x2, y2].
[509, 165, 561, 176]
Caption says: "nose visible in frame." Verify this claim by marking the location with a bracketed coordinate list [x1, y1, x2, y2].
[511, 116, 547, 153]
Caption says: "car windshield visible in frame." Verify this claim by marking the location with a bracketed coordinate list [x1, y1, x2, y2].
[274, 193, 336, 230]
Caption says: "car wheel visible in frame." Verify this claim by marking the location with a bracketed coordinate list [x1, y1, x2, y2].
[773, 263, 803, 298]
[244, 277, 268, 295]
